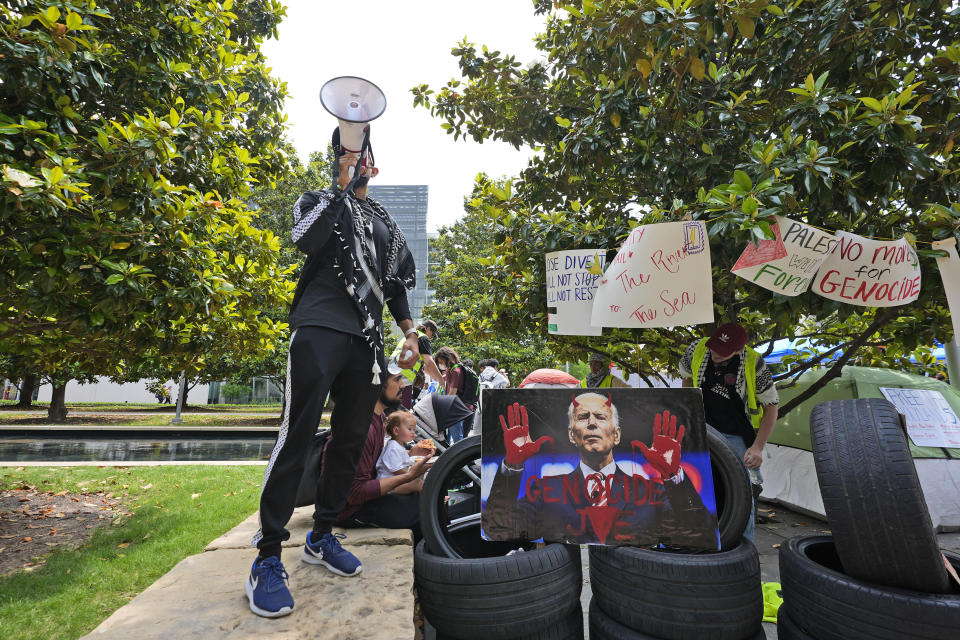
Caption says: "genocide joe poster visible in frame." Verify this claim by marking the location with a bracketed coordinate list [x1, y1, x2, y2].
[480, 388, 720, 548]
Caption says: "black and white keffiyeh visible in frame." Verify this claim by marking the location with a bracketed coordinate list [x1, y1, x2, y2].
[290, 189, 416, 383]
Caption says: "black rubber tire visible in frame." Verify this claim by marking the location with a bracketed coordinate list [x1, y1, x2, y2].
[436, 608, 583, 640]
[589, 538, 763, 640]
[705, 425, 752, 551]
[810, 398, 952, 593]
[778, 535, 960, 640]
[414, 540, 582, 639]
[775, 610, 815, 640]
[589, 599, 764, 640]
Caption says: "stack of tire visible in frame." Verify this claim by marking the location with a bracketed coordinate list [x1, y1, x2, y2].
[587, 426, 765, 640]
[414, 435, 584, 640]
[778, 398, 960, 639]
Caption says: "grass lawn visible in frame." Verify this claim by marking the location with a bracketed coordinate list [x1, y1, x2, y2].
[0, 402, 282, 413]
[0, 465, 265, 640]
[0, 413, 281, 427]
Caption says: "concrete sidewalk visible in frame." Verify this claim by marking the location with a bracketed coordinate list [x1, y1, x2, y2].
[82, 507, 416, 640]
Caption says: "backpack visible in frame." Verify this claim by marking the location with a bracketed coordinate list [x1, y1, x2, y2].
[294, 428, 332, 507]
[455, 363, 480, 406]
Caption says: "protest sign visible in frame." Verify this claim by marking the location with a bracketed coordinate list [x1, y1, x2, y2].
[480, 388, 719, 548]
[879, 387, 960, 448]
[731, 216, 837, 296]
[812, 231, 921, 306]
[590, 221, 714, 328]
[933, 237, 960, 346]
[545, 249, 605, 335]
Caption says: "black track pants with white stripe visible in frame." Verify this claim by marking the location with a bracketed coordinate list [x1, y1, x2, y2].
[253, 326, 381, 559]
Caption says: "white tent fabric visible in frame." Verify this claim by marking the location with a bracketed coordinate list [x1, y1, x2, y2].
[761, 444, 960, 532]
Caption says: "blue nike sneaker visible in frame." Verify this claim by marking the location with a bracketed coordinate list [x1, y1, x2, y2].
[302, 531, 363, 576]
[245, 556, 294, 618]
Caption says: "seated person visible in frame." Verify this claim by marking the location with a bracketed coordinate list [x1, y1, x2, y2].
[376, 411, 429, 495]
[335, 369, 433, 536]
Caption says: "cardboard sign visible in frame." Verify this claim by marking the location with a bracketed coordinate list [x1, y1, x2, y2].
[732, 216, 837, 296]
[591, 222, 714, 328]
[933, 237, 960, 346]
[812, 231, 921, 306]
[546, 249, 606, 335]
[480, 388, 719, 548]
[879, 387, 960, 448]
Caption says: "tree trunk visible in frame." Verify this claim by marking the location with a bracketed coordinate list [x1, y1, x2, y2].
[16, 374, 36, 407]
[48, 383, 68, 422]
[178, 379, 188, 410]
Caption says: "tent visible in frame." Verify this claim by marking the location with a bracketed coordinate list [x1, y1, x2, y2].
[762, 366, 960, 531]
[762, 338, 947, 364]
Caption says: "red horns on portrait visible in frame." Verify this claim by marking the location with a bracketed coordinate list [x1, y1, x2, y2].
[606, 393, 613, 407]
[571, 394, 579, 408]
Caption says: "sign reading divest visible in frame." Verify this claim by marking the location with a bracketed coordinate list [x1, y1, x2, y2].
[812, 231, 921, 306]
[933, 237, 960, 346]
[591, 221, 713, 328]
[731, 216, 837, 296]
[545, 249, 606, 335]
[479, 388, 719, 548]
[879, 387, 960, 448]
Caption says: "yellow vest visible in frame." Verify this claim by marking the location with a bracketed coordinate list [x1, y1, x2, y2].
[580, 374, 615, 388]
[691, 338, 762, 430]
[390, 330, 427, 383]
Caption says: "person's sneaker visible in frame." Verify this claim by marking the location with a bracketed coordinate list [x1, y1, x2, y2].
[245, 556, 294, 618]
[302, 531, 363, 576]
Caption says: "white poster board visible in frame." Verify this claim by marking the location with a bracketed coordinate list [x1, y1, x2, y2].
[591, 221, 714, 328]
[812, 231, 921, 306]
[933, 237, 960, 346]
[879, 387, 960, 448]
[545, 249, 606, 335]
[731, 216, 836, 296]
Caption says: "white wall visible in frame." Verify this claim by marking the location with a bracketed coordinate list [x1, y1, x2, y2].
[35, 377, 210, 405]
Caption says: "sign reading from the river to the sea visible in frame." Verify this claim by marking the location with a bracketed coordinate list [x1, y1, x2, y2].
[811, 231, 921, 306]
[545, 249, 606, 335]
[731, 216, 837, 296]
[591, 221, 713, 328]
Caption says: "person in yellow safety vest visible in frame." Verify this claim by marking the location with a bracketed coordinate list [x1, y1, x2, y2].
[389, 319, 444, 406]
[580, 352, 629, 388]
[678, 322, 779, 542]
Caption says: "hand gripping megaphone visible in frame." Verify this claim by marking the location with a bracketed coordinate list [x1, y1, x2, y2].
[320, 76, 387, 180]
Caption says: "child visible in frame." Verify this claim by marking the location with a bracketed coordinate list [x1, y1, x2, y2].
[377, 411, 431, 494]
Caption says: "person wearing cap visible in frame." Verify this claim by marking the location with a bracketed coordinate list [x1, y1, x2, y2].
[679, 322, 779, 541]
[334, 365, 434, 532]
[245, 130, 421, 618]
[581, 352, 629, 388]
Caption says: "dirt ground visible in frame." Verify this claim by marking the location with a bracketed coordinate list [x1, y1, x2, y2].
[0, 486, 128, 576]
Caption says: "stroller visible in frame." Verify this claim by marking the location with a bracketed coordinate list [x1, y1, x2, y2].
[412, 392, 474, 453]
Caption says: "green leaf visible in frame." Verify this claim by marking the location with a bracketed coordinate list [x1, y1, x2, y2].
[555, 116, 572, 128]
[105, 274, 124, 285]
[45, 7, 61, 24]
[701, 142, 713, 155]
[742, 196, 759, 215]
[65, 11, 82, 30]
[733, 170, 753, 192]
[859, 97, 884, 112]
[3, 165, 41, 188]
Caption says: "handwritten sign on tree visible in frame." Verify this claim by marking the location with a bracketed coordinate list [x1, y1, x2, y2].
[731, 216, 837, 296]
[812, 231, 921, 307]
[879, 387, 960, 448]
[933, 237, 960, 346]
[545, 249, 606, 335]
[591, 221, 714, 328]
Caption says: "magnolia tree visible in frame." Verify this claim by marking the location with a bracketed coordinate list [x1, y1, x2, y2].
[0, 1, 292, 419]
[414, 0, 960, 414]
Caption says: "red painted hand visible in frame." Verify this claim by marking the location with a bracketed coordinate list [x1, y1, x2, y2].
[632, 410, 685, 481]
[500, 402, 553, 467]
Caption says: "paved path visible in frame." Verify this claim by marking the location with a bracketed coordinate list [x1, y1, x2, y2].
[78, 500, 960, 640]
[82, 507, 415, 640]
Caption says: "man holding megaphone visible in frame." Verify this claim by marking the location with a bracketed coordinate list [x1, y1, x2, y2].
[245, 77, 422, 618]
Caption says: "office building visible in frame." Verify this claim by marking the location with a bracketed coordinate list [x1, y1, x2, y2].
[368, 185, 430, 322]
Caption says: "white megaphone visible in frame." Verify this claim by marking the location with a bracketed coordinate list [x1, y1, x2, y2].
[319, 76, 387, 156]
